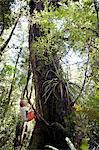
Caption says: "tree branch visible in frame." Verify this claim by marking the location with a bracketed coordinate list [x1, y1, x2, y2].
[80, 26, 99, 37]
[28, 76, 34, 100]
[22, 61, 31, 99]
[6, 48, 22, 111]
[0, 10, 4, 36]
[66, 19, 99, 37]
[0, 14, 21, 55]
[74, 38, 92, 101]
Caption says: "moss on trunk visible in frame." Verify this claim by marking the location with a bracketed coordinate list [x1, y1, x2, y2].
[28, 0, 75, 149]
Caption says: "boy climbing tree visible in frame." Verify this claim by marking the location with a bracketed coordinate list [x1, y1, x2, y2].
[20, 100, 36, 122]
[14, 99, 36, 150]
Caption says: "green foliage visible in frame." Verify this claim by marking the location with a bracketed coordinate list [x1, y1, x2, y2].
[31, 0, 98, 62]
[0, 57, 30, 148]
[43, 68, 81, 104]
[83, 86, 99, 124]
[0, 0, 99, 148]
[0, 0, 15, 30]
[81, 138, 89, 150]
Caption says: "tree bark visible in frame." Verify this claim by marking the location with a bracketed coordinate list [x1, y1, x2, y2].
[28, 0, 75, 149]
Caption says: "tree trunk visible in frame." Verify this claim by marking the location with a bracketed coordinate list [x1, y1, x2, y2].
[28, 1, 75, 149]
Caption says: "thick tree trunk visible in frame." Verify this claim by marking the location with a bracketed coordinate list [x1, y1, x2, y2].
[28, 1, 75, 149]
